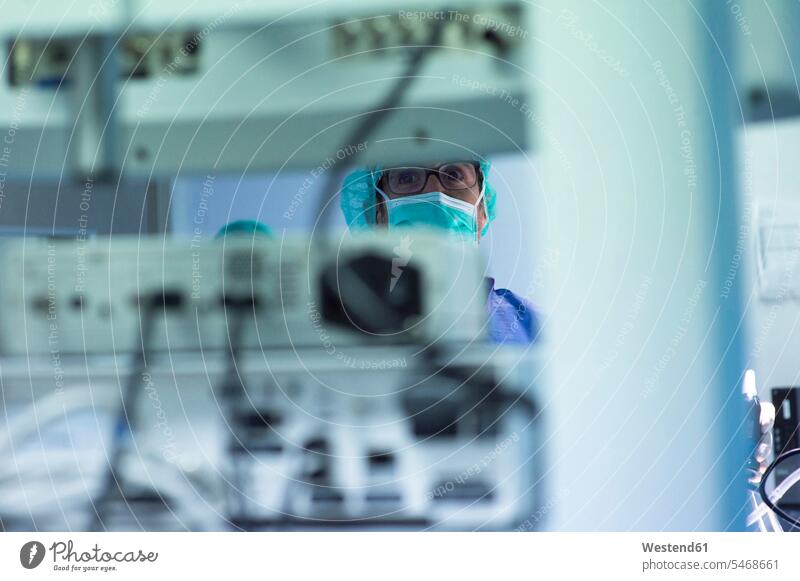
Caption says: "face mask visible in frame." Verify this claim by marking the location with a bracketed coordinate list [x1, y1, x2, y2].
[376, 185, 486, 242]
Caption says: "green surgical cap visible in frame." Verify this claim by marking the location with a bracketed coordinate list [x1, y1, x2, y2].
[216, 220, 273, 239]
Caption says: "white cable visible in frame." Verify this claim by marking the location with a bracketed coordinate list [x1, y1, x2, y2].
[0, 460, 103, 484]
[746, 464, 800, 526]
[747, 489, 783, 532]
[748, 489, 768, 532]
[0, 480, 99, 510]
[0, 387, 118, 451]
[765, 502, 784, 532]
[1, 452, 217, 529]
[2, 388, 226, 529]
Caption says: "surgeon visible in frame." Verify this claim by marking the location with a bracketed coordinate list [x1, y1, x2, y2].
[340, 160, 538, 344]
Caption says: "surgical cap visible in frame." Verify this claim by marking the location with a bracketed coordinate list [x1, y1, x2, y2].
[216, 219, 273, 238]
[339, 159, 497, 233]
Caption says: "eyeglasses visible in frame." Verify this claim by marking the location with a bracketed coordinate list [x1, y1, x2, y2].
[380, 162, 481, 196]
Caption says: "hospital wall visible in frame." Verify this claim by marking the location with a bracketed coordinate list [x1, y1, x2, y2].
[535, 0, 747, 530]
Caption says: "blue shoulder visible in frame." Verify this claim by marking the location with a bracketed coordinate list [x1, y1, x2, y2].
[488, 288, 540, 344]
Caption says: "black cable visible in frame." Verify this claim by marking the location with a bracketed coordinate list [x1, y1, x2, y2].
[758, 447, 800, 530]
[219, 295, 253, 402]
[311, 16, 448, 343]
[313, 15, 447, 230]
[217, 295, 256, 529]
[89, 292, 178, 530]
[422, 344, 538, 414]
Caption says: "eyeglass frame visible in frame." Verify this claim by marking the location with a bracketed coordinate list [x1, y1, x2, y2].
[375, 161, 483, 196]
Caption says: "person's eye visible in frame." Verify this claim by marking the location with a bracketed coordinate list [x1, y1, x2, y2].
[397, 171, 419, 185]
[441, 167, 466, 186]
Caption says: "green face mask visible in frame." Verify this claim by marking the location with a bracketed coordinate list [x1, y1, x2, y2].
[376, 186, 486, 242]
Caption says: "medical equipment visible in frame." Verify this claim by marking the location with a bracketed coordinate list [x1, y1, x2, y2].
[0, 2, 532, 180]
[756, 449, 800, 530]
[771, 387, 800, 460]
[757, 386, 800, 528]
[0, 232, 486, 355]
[0, 231, 543, 531]
[0, 0, 542, 530]
[744, 383, 800, 531]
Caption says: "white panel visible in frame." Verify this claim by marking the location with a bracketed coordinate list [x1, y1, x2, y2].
[739, 119, 800, 392]
[538, 0, 736, 530]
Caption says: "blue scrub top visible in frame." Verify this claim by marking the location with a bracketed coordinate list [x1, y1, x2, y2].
[486, 278, 539, 345]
